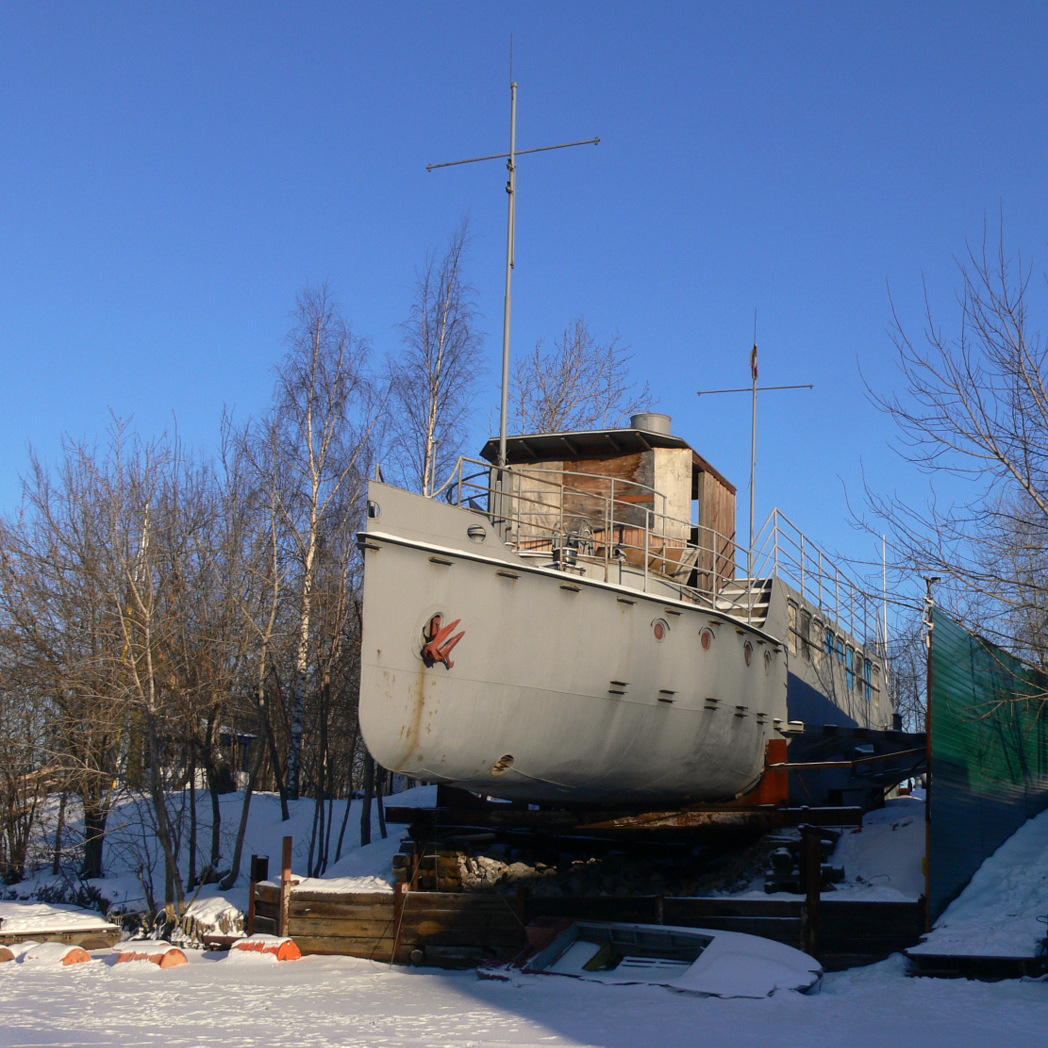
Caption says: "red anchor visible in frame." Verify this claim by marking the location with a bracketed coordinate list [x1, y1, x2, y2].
[421, 613, 465, 669]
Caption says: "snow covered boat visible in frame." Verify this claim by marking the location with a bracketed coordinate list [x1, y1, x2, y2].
[488, 919, 822, 997]
[357, 414, 892, 805]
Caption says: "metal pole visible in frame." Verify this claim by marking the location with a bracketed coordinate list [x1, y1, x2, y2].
[427, 86, 598, 468]
[498, 81, 517, 469]
[922, 575, 939, 931]
[748, 346, 757, 578]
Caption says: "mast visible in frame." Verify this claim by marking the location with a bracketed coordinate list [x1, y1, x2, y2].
[427, 79, 599, 467]
[499, 80, 518, 468]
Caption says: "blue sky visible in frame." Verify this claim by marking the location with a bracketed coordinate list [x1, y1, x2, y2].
[4, 1, 1048, 605]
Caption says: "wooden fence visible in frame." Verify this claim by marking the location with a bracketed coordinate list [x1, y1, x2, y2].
[253, 882, 923, 971]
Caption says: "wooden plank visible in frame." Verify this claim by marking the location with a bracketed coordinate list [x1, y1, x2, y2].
[820, 936, 921, 955]
[287, 916, 398, 939]
[401, 892, 518, 915]
[286, 915, 522, 947]
[397, 918, 524, 948]
[255, 883, 281, 904]
[291, 898, 396, 921]
[820, 901, 923, 934]
[411, 945, 496, 968]
[293, 934, 397, 963]
[521, 896, 662, 923]
[0, 928, 121, 950]
[820, 900, 923, 918]
[659, 916, 804, 945]
[252, 915, 277, 935]
[287, 890, 394, 906]
[663, 898, 805, 920]
[819, 916, 924, 938]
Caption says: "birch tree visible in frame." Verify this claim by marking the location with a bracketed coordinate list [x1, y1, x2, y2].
[387, 221, 484, 493]
[260, 285, 378, 801]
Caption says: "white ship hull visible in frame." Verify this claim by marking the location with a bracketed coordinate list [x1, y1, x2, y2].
[358, 483, 789, 804]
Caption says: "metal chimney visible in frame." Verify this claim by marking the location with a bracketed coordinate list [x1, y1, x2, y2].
[630, 412, 672, 436]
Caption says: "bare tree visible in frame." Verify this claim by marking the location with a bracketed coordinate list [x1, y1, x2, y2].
[512, 316, 652, 434]
[387, 221, 484, 493]
[885, 614, 927, 733]
[257, 285, 379, 801]
[0, 435, 134, 880]
[0, 679, 50, 883]
[868, 226, 1048, 663]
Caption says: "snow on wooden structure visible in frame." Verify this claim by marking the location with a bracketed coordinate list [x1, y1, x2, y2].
[0, 901, 121, 951]
[252, 879, 923, 972]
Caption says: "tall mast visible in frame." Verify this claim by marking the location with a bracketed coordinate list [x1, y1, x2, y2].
[499, 80, 518, 468]
[427, 80, 598, 467]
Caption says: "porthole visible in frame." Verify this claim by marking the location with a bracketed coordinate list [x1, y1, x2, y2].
[764, 650, 773, 674]
[367, 500, 381, 518]
[700, 628, 713, 651]
[467, 524, 486, 543]
[743, 641, 753, 666]
[652, 618, 669, 641]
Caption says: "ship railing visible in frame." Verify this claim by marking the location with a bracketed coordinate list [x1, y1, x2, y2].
[751, 507, 882, 645]
[439, 458, 738, 604]
[436, 460, 882, 642]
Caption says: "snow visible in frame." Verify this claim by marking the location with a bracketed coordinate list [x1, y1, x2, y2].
[293, 832, 406, 894]
[3, 789, 1048, 1046]
[0, 901, 117, 935]
[12, 941, 90, 965]
[669, 931, 821, 998]
[911, 804, 1048, 958]
[1, 950, 1045, 1047]
[830, 794, 927, 899]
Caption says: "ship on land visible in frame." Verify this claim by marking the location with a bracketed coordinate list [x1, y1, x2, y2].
[357, 412, 894, 806]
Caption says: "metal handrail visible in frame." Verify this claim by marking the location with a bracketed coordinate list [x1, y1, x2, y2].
[751, 507, 880, 645]
[435, 458, 880, 644]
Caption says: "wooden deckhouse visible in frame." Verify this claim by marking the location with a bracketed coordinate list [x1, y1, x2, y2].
[479, 412, 738, 596]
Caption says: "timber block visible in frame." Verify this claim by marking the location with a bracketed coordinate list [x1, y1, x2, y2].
[20, 942, 92, 965]
[231, 935, 302, 961]
[113, 941, 189, 968]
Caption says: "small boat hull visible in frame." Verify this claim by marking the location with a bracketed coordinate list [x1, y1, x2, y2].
[491, 919, 823, 997]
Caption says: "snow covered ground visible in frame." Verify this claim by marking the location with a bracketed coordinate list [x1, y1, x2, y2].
[912, 803, 1048, 958]
[1, 948, 1045, 1048]
[3, 792, 1047, 1047]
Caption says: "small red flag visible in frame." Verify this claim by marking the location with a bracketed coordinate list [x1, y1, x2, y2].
[750, 344, 758, 381]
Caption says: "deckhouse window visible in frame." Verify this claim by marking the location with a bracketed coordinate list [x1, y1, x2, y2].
[800, 609, 812, 662]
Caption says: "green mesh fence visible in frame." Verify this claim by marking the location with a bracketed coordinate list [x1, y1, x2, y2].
[929, 609, 1048, 919]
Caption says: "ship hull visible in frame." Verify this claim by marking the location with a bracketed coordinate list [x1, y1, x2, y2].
[358, 483, 789, 805]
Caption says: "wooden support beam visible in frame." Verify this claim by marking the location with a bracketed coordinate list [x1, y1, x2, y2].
[278, 836, 292, 938]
